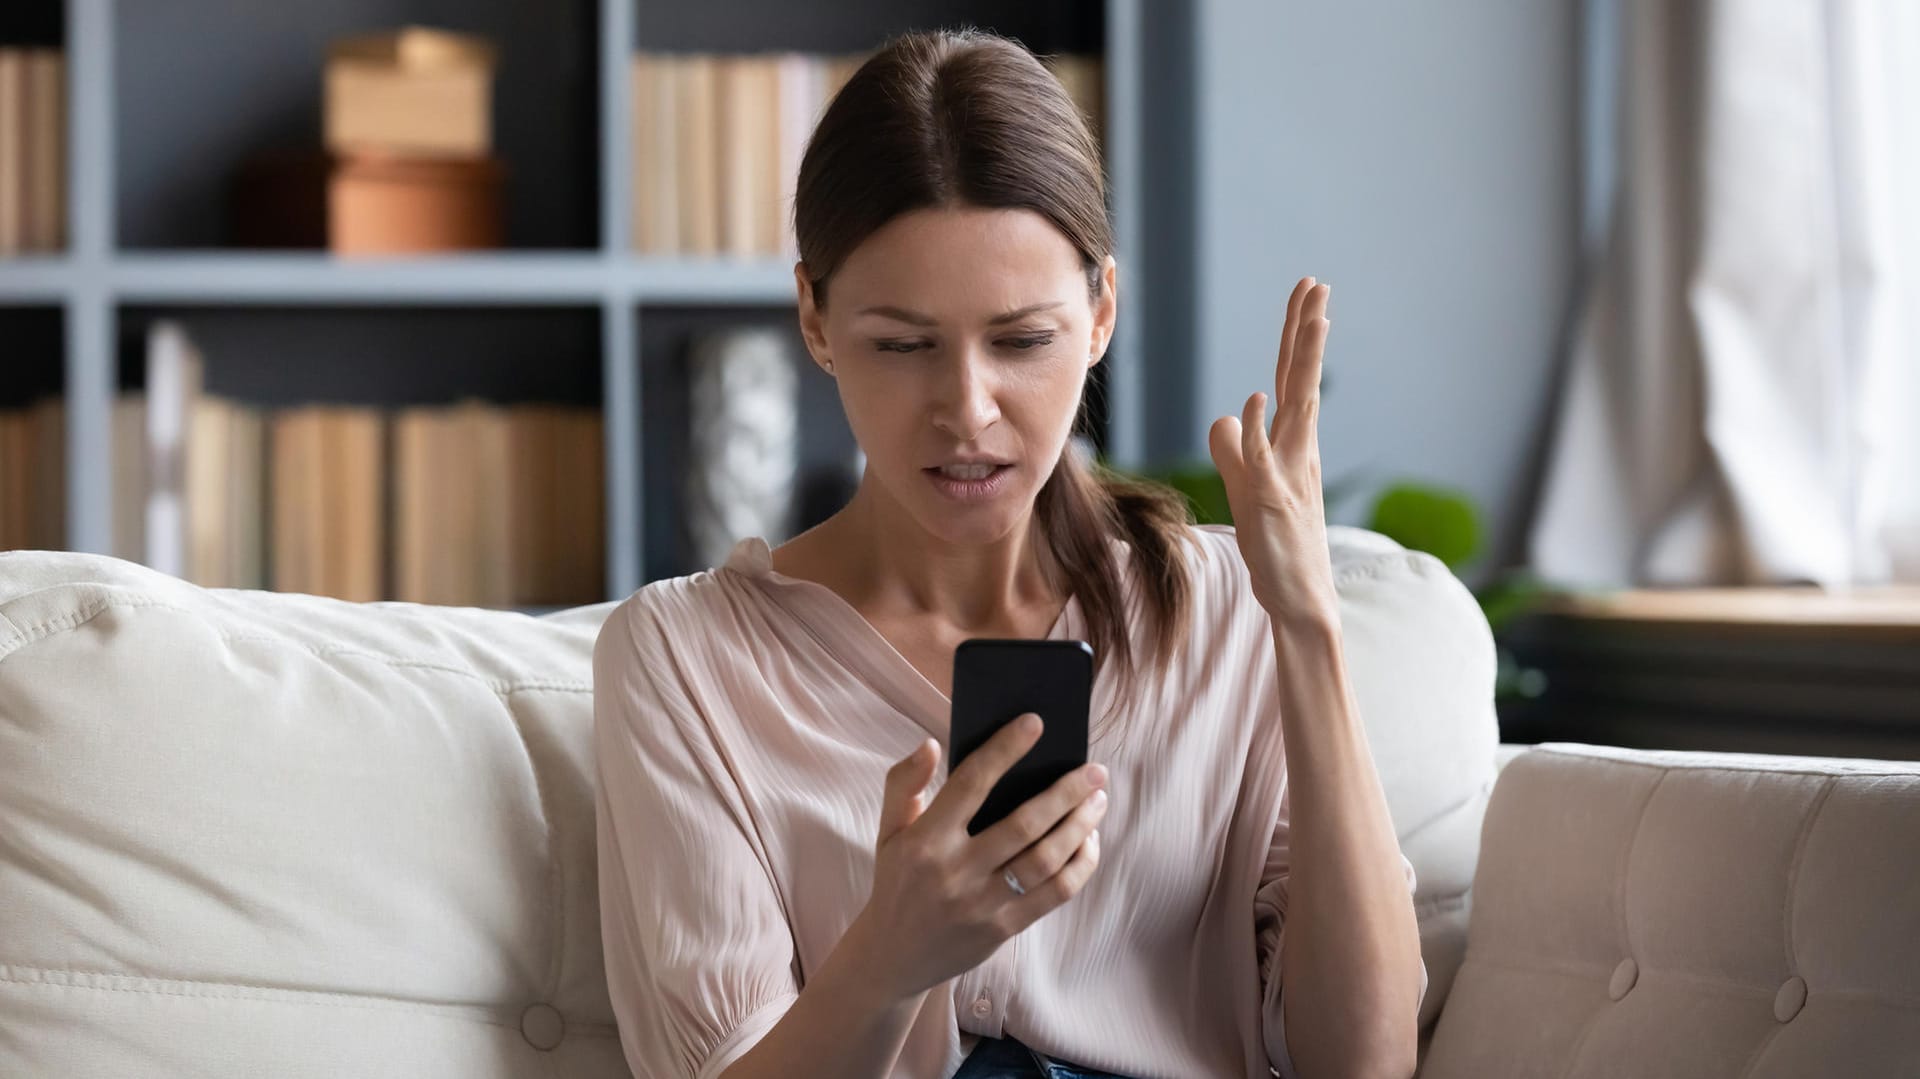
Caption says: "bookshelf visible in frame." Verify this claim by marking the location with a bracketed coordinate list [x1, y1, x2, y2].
[1, 0, 1152, 604]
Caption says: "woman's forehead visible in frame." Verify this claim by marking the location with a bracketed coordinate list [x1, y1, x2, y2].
[833, 208, 1085, 320]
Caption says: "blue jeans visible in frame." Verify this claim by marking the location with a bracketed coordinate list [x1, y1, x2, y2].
[952, 1033, 1141, 1079]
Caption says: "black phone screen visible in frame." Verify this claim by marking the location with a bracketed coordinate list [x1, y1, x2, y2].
[947, 638, 1093, 836]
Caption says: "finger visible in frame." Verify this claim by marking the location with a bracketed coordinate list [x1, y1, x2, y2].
[995, 784, 1108, 897]
[1209, 413, 1258, 528]
[1208, 414, 1246, 490]
[1280, 314, 1330, 451]
[878, 738, 939, 844]
[924, 712, 1044, 833]
[968, 759, 1108, 871]
[1003, 827, 1101, 931]
[1242, 391, 1273, 471]
[1273, 277, 1314, 437]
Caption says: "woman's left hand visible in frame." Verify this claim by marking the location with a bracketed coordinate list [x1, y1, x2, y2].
[1207, 276, 1340, 626]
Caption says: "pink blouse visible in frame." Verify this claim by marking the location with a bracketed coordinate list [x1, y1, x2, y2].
[592, 524, 1422, 1079]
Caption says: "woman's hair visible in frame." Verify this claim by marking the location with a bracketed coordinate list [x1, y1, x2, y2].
[793, 27, 1195, 682]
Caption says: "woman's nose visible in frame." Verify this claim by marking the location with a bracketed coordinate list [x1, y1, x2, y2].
[930, 351, 1000, 441]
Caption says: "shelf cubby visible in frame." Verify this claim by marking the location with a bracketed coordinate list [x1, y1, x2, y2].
[113, 0, 601, 252]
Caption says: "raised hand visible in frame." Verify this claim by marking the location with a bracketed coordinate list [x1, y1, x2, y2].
[1206, 276, 1340, 624]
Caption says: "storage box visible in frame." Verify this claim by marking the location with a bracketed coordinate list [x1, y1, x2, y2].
[324, 27, 496, 159]
[328, 152, 505, 255]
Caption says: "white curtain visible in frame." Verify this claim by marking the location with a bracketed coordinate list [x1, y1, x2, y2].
[1530, 0, 1920, 587]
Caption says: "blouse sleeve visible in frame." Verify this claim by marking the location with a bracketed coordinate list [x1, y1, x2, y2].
[1254, 778, 1429, 1079]
[593, 598, 802, 1079]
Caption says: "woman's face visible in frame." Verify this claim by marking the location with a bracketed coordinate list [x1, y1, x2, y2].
[797, 206, 1118, 546]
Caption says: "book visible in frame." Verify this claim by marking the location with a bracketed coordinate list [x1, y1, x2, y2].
[774, 53, 824, 260]
[0, 50, 23, 255]
[675, 54, 720, 255]
[270, 406, 384, 601]
[269, 407, 323, 596]
[185, 395, 232, 586]
[632, 54, 680, 254]
[225, 403, 267, 590]
[716, 55, 773, 257]
[24, 49, 63, 251]
[0, 410, 24, 548]
[27, 396, 63, 550]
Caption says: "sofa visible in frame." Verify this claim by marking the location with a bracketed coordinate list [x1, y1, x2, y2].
[1, 528, 1914, 1078]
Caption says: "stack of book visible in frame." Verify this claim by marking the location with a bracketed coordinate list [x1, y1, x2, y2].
[123, 322, 604, 608]
[628, 51, 1104, 259]
[0, 396, 65, 550]
[0, 47, 66, 254]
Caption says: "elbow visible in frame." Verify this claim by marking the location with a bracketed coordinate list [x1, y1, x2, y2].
[1328, 1018, 1420, 1079]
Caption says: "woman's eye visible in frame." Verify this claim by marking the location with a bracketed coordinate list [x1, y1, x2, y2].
[1003, 334, 1055, 351]
[874, 340, 928, 353]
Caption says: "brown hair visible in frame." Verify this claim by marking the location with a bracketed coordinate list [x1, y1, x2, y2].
[793, 27, 1195, 682]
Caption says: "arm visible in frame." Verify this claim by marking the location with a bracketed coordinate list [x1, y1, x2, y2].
[594, 602, 926, 1079]
[1265, 612, 1424, 1079]
[1209, 277, 1425, 1079]
[715, 918, 926, 1079]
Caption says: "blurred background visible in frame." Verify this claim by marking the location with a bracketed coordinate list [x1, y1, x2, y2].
[1, 1, 1915, 757]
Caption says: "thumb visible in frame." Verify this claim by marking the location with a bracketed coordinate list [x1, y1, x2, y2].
[878, 738, 940, 845]
[1208, 414, 1250, 512]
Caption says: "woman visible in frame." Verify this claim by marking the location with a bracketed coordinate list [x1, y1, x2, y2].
[593, 28, 1426, 1079]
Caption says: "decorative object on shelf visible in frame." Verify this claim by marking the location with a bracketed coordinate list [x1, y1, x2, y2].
[325, 26, 496, 159]
[0, 46, 66, 255]
[685, 327, 799, 570]
[329, 152, 505, 254]
[322, 26, 504, 255]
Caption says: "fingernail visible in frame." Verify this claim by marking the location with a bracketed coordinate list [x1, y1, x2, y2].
[1090, 763, 1109, 785]
[1092, 789, 1108, 809]
[1022, 713, 1042, 734]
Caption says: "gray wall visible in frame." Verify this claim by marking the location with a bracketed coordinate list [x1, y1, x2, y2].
[1185, 0, 1581, 576]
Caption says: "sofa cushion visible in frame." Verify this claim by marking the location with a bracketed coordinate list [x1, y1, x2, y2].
[1327, 526, 1501, 1030]
[0, 550, 628, 1079]
[1421, 743, 1920, 1078]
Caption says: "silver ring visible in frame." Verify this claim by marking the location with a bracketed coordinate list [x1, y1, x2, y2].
[1002, 869, 1026, 896]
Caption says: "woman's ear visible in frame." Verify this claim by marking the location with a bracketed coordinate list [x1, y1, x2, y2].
[1091, 254, 1119, 365]
[794, 263, 834, 374]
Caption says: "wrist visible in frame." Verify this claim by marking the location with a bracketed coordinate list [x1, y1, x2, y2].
[824, 912, 924, 1014]
[1265, 600, 1342, 643]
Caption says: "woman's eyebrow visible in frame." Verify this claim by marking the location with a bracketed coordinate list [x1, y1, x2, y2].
[855, 302, 1063, 327]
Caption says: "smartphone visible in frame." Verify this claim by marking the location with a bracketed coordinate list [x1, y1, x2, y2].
[947, 638, 1094, 836]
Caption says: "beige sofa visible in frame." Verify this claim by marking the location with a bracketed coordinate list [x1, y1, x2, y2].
[1, 530, 1914, 1078]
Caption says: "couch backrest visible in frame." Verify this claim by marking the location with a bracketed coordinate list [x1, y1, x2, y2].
[0, 526, 1497, 1077]
[1421, 743, 1920, 1079]
[0, 549, 631, 1079]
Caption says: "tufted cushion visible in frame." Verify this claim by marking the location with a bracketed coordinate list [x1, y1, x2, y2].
[1421, 743, 1920, 1078]
[0, 550, 629, 1079]
[1327, 525, 1501, 1031]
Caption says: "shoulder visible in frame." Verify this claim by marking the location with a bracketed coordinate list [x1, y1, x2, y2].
[593, 566, 757, 706]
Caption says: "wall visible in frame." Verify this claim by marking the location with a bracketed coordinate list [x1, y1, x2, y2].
[1183, 0, 1581, 576]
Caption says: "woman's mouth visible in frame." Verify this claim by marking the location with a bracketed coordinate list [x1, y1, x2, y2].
[925, 463, 1014, 501]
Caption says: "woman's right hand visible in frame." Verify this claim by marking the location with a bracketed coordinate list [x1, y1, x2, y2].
[846, 713, 1110, 1004]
